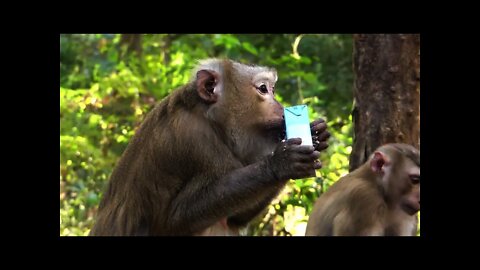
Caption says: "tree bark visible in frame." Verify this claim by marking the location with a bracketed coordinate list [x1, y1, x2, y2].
[349, 34, 420, 171]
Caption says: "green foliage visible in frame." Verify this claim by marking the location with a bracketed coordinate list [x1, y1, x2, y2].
[60, 34, 354, 236]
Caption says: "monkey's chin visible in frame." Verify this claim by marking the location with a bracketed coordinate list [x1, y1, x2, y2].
[402, 204, 420, 216]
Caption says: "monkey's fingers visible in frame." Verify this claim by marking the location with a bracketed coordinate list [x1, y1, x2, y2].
[294, 150, 320, 162]
[311, 122, 327, 136]
[291, 163, 317, 179]
[316, 131, 331, 142]
[314, 142, 329, 151]
[301, 162, 321, 178]
[310, 119, 326, 128]
[285, 137, 303, 145]
[292, 145, 315, 154]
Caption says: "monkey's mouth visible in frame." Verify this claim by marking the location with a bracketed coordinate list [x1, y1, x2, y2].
[264, 119, 286, 143]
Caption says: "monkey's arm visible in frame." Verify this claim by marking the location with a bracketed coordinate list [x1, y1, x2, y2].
[227, 182, 285, 228]
[166, 159, 282, 235]
[166, 138, 318, 235]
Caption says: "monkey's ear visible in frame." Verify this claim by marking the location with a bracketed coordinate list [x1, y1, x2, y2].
[371, 151, 390, 173]
[196, 69, 219, 103]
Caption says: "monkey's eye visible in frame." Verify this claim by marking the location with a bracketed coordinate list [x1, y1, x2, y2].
[258, 84, 268, 94]
[410, 175, 420, 185]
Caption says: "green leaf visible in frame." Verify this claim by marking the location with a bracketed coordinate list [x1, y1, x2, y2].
[242, 42, 258, 55]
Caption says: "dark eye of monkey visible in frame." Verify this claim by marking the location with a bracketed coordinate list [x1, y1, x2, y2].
[257, 84, 268, 94]
[410, 175, 420, 185]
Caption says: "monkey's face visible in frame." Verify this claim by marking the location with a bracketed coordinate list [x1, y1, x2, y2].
[390, 158, 420, 216]
[247, 72, 286, 146]
[401, 185, 420, 216]
[223, 68, 285, 139]
[371, 146, 420, 216]
[400, 160, 420, 215]
[195, 60, 286, 157]
[218, 66, 285, 162]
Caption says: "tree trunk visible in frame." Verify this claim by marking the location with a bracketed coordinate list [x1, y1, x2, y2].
[349, 34, 420, 172]
[161, 34, 182, 65]
[119, 34, 143, 56]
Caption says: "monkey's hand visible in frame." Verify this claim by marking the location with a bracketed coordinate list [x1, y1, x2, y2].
[267, 138, 321, 181]
[310, 118, 330, 152]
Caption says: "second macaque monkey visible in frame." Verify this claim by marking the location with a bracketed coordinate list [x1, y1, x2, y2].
[305, 143, 420, 236]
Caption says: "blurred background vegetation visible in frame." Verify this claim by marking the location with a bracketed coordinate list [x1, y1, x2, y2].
[60, 34, 355, 236]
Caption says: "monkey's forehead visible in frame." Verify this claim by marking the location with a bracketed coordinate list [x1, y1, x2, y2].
[380, 143, 420, 166]
[251, 70, 278, 84]
[232, 62, 277, 81]
[191, 58, 277, 82]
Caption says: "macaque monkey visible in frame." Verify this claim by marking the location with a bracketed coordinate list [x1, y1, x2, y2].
[90, 58, 330, 236]
[305, 143, 420, 236]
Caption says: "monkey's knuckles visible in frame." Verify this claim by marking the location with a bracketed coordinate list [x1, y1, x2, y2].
[311, 151, 321, 159]
[311, 122, 327, 134]
[314, 142, 329, 152]
[310, 119, 326, 127]
[317, 131, 331, 141]
[313, 122, 327, 130]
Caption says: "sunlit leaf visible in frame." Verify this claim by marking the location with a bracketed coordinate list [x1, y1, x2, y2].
[242, 42, 258, 55]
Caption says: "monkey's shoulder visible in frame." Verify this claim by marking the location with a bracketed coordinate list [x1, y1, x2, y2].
[326, 175, 380, 198]
[320, 176, 385, 215]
